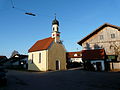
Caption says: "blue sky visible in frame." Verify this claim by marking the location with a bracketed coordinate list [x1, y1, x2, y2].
[0, 0, 120, 57]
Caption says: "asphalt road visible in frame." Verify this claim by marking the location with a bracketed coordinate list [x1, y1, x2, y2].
[1, 69, 120, 90]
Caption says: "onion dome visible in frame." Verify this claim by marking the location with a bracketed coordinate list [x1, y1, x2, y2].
[52, 18, 59, 26]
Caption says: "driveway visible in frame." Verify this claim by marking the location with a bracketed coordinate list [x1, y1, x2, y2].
[1, 69, 120, 90]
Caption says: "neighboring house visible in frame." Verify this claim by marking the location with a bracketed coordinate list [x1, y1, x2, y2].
[66, 52, 82, 63]
[78, 23, 120, 71]
[0, 56, 7, 65]
[66, 52, 83, 69]
[82, 49, 106, 71]
[7, 54, 28, 69]
[28, 17, 66, 71]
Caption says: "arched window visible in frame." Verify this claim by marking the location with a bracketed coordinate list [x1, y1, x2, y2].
[31, 54, 33, 63]
[39, 53, 41, 63]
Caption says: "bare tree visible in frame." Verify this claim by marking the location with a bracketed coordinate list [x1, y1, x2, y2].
[110, 42, 120, 61]
[10, 50, 19, 58]
[94, 44, 101, 49]
[85, 43, 91, 50]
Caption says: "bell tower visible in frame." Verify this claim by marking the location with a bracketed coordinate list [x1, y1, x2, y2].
[52, 15, 60, 43]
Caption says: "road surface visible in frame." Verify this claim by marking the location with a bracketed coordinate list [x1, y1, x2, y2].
[1, 69, 120, 90]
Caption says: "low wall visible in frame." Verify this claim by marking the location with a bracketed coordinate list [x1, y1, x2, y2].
[110, 62, 120, 71]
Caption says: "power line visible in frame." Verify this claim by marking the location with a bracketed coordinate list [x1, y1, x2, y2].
[10, 0, 15, 8]
[10, 0, 36, 16]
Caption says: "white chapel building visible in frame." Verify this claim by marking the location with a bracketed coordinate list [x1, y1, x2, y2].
[28, 17, 66, 71]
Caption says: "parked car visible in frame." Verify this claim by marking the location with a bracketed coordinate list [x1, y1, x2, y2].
[0, 67, 7, 86]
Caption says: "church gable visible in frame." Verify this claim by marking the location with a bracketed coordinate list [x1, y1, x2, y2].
[47, 42, 66, 70]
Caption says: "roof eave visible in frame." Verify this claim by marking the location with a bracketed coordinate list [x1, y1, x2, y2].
[28, 49, 47, 53]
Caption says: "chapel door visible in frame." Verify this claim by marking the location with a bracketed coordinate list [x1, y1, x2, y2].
[56, 60, 60, 70]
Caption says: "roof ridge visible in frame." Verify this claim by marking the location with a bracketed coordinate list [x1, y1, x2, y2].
[28, 37, 54, 52]
[37, 37, 52, 41]
[104, 23, 120, 28]
[78, 23, 120, 45]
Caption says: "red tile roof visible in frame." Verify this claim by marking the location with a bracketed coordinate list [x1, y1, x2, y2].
[78, 23, 120, 45]
[28, 37, 54, 52]
[0, 56, 7, 58]
[0, 56, 7, 60]
[82, 49, 105, 60]
[66, 52, 82, 58]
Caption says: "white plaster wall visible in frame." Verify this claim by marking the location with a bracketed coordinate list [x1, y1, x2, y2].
[28, 50, 47, 71]
[110, 62, 120, 70]
[70, 58, 83, 63]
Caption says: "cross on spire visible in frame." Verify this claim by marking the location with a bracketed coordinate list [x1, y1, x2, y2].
[54, 13, 56, 20]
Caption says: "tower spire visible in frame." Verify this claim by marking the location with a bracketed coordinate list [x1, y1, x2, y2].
[52, 15, 60, 42]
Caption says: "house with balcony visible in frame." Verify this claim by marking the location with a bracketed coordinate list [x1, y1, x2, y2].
[66, 52, 83, 68]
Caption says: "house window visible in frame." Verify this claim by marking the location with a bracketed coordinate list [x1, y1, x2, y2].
[39, 53, 41, 63]
[100, 35, 104, 40]
[111, 34, 115, 38]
